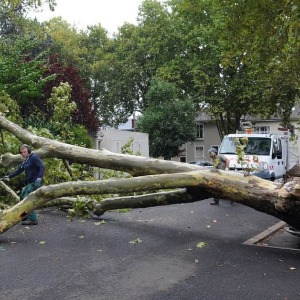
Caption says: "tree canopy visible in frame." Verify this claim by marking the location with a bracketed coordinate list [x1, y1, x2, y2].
[1, 0, 296, 137]
[0, 0, 100, 141]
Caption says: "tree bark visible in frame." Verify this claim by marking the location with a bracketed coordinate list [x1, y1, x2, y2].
[1, 113, 300, 234]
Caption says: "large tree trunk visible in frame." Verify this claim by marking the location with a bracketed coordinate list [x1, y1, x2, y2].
[1, 113, 300, 234]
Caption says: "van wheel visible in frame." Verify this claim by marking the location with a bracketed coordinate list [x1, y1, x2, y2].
[270, 172, 276, 182]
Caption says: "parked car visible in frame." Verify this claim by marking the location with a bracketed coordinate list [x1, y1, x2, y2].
[188, 161, 213, 167]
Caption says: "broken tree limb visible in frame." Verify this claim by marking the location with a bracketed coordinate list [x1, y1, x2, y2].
[0, 114, 202, 176]
[40, 189, 205, 215]
[0, 180, 19, 204]
[1, 113, 300, 234]
[0, 168, 299, 233]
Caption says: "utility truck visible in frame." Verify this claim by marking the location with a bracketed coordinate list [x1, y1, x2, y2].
[218, 126, 298, 181]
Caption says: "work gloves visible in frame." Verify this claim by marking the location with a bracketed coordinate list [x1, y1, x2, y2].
[34, 178, 43, 188]
[2, 176, 10, 181]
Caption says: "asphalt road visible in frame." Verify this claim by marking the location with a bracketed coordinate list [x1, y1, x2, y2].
[1, 198, 299, 300]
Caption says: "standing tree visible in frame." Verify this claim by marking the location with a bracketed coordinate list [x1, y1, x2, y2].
[42, 54, 100, 134]
[167, 0, 300, 136]
[0, 35, 54, 117]
[138, 78, 197, 159]
[0, 0, 56, 36]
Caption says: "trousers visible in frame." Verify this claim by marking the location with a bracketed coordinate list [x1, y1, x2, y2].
[20, 181, 43, 221]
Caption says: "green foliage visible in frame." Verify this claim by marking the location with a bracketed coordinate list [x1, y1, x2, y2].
[121, 137, 141, 156]
[169, 0, 299, 136]
[0, 1, 55, 38]
[0, 92, 23, 156]
[47, 82, 76, 125]
[0, 0, 298, 175]
[85, 25, 141, 127]
[233, 137, 249, 165]
[0, 91, 22, 124]
[233, 137, 258, 175]
[24, 82, 93, 148]
[69, 125, 93, 148]
[68, 137, 143, 219]
[138, 78, 197, 159]
[68, 197, 90, 221]
[0, 36, 54, 107]
[100, 169, 127, 180]
[1, 0, 56, 12]
[117, 208, 132, 213]
[2, 0, 297, 139]
[43, 54, 100, 134]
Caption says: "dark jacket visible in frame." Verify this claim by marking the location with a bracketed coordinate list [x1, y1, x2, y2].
[9, 152, 45, 184]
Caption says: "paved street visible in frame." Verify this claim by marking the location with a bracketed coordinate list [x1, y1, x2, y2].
[0, 198, 299, 300]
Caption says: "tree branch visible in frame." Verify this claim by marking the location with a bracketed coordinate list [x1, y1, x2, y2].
[1, 114, 300, 234]
[0, 180, 19, 204]
[0, 113, 201, 176]
[0, 168, 299, 233]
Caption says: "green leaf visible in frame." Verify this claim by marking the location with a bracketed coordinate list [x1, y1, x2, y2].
[196, 242, 206, 248]
[129, 238, 142, 244]
[94, 220, 106, 225]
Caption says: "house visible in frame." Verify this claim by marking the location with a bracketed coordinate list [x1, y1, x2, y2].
[94, 112, 149, 157]
[173, 111, 222, 163]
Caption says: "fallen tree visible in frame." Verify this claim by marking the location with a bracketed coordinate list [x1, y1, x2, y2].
[1, 113, 300, 234]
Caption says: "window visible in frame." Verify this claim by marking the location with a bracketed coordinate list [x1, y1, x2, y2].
[197, 123, 204, 139]
[253, 126, 270, 134]
[273, 138, 282, 159]
[180, 156, 186, 163]
[219, 137, 271, 156]
[195, 146, 204, 161]
[211, 145, 219, 152]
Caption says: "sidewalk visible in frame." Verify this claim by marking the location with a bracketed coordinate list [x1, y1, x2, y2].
[1, 198, 299, 300]
[252, 222, 300, 251]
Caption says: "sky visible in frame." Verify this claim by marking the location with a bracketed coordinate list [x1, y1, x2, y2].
[32, 0, 143, 34]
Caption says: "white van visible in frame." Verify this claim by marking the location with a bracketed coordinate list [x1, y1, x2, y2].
[219, 133, 292, 181]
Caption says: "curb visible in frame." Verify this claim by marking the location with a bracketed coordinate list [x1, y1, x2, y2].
[243, 220, 286, 245]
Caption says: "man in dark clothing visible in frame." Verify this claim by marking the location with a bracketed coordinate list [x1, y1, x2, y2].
[3, 144, 45, 225]
[208, 147, 231, 205]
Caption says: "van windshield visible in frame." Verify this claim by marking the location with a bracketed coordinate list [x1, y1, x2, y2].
[219, 137, 271, 156]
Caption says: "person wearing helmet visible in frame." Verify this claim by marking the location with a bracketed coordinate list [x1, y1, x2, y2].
[208, 148, 230, 205]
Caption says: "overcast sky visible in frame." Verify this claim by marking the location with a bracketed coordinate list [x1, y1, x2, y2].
[32, 0, 143, 34]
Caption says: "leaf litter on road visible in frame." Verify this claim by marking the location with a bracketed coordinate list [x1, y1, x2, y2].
[129, 238, 142, 244]
[196, 242, 207, 248]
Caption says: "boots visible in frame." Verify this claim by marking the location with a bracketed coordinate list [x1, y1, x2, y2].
[210, 198, 219, 205]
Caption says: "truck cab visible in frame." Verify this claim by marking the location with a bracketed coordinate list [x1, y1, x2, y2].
[219, 133, 289, 181]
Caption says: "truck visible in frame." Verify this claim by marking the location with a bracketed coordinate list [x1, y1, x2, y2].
[218, 130, 298, 181]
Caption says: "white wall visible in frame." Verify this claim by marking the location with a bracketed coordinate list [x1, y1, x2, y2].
[95, 129, 149, 157]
